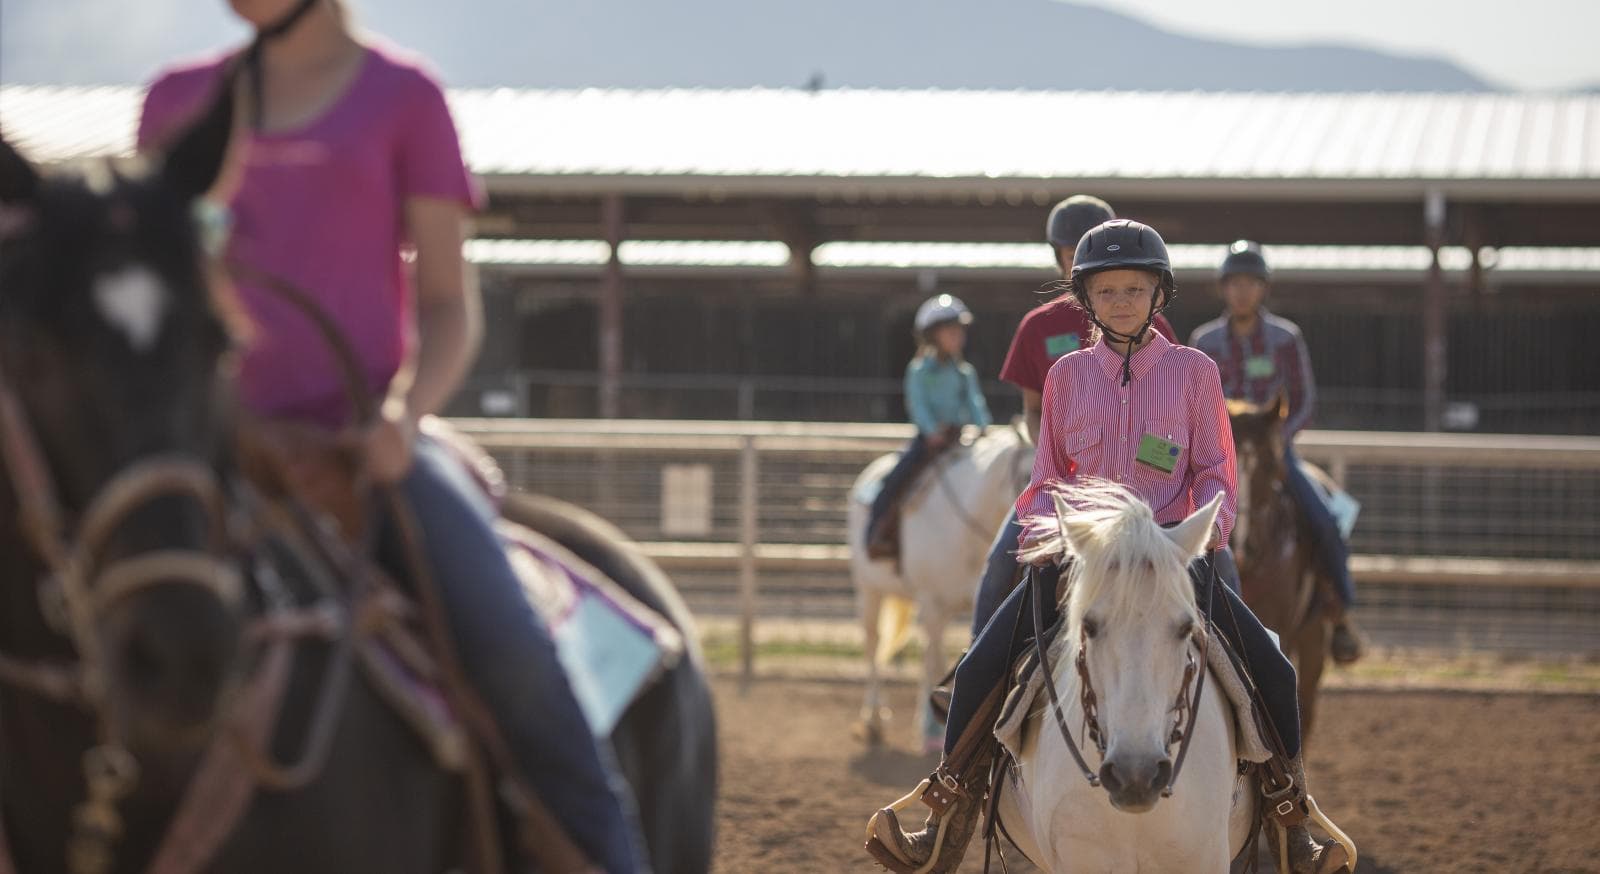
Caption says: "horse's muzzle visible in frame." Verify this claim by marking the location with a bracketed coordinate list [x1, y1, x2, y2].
[102, 583, 243, 751]
[1099, 753, 1173, 812]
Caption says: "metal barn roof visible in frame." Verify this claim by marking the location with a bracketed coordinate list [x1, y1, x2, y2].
[6, 85, 1600, 199]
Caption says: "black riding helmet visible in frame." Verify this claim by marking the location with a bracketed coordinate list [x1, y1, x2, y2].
[1068, 219, 1177, 385]
[1045, 195, 1116, 250]
[1219, 239, 1270, 281]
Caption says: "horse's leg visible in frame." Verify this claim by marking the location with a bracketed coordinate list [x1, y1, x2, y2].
[917, 605, 949, 754]
[858, 587, 888, 745]
[1294, 610, 1329, 748]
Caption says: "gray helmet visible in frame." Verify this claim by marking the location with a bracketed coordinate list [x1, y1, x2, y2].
[1219, 240, 1270, 280]
[1045, 195, 1116, 249]
[913, 293, 974, 335]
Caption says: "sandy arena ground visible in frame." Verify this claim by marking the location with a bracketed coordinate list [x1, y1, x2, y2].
[710, 677, 1600, 873]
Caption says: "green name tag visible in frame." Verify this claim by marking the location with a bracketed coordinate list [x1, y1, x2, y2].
[1044, 332, 1081, 358]
[1244, 355, 1276, 379]
[1135, 433, 1182, 474]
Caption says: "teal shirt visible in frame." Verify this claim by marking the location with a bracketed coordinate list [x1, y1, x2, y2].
[904, 355, 993, 435]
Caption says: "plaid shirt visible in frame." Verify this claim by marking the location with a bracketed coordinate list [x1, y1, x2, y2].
[1188, 309, 1317, 437]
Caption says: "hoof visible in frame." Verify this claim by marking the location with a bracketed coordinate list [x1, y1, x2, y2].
[855, 720, 886, 746]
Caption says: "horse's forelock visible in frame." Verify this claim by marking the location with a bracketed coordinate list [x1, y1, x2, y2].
[1052, 481, 1198, 645]
[9, 158, 214, 320]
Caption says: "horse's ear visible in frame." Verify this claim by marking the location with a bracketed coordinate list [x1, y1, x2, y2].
[1055, 493, 1100, 556]
[0, 135, 40, 205]
[1166, 492, 1223, 558]
[159, 80, 237, 202]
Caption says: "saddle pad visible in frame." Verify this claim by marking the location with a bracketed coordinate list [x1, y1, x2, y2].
[853, 474, 886, 506]
[500, 523, 683, 737]
[993, 633, 1274, 768]
[1297, 459, 1361, 540]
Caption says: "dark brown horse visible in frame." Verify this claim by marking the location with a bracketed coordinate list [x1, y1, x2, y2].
[1226, 397, 1330, 743]
[0, 85, 714, 874]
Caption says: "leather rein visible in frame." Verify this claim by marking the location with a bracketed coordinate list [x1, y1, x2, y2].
[1030, 553, 1217, 796]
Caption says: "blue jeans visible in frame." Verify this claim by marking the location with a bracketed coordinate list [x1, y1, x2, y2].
[971, 510, 1025, 639]
[865, 434, 932, 541]
[1282, 443, 1357, 608]
[947, 548, 1303, 760]
[384, 436, 648, 874]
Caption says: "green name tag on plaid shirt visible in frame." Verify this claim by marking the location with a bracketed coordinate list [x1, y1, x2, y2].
[1245, 354, 1276, 379]
[1135, 433, 1182, 474]
[1045, 332, 1081, 358]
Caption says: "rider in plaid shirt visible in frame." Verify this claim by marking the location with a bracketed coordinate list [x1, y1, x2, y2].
[1189, 241, 1363, 664]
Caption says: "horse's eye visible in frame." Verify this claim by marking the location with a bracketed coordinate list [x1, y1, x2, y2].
[1083, 616, 1100, 639]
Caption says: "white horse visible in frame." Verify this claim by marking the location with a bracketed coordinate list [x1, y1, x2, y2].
[995, 483, 1256, 872]
[848, 424, 1034, 751]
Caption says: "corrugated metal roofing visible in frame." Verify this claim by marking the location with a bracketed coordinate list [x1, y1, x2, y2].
[465, 239, 1600, 279]
[5, 85, 1600, 191]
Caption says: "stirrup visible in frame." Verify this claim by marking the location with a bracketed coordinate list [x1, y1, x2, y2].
[1302, 795, 1358, 873]
[864, 779, 949, 874]
[1268, 791, 1358, 874]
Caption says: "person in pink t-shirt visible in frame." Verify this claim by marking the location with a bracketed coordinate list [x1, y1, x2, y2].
[867, 222, 1350, 874]
[139, 2, 646, 871]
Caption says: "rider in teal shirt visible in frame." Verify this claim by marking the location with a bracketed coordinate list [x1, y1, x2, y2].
[905, 352, 992, 437]
[866, 295, 993, 556]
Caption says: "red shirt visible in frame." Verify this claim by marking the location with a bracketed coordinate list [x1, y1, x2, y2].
[1000, 298, 1177, 395]
[1016, 333, 1237, 545]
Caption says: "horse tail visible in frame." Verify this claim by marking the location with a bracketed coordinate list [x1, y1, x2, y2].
[875, 594, 916, 668]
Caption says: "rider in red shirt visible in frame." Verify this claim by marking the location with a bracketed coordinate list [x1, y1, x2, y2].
[971, 196, 1175, 636]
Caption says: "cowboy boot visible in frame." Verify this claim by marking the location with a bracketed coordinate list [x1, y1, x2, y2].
[866, 682, 1005, 873]
[864, 761, 988, 874]
[1329, 618, 1364, 665]
[1264, 754, 1353, 874]
[867, 510, 901, 560]
[1321, 596, 1365, 666]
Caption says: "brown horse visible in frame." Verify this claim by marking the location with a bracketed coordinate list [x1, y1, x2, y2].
[1226, 397, 1331, 743]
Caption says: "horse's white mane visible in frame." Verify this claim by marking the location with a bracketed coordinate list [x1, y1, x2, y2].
[1020, 479, 1200, 642]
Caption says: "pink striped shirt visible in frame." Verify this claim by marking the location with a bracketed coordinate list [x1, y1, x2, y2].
[1016, 332, 1238, 544]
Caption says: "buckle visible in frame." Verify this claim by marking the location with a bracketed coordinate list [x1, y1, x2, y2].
[938, 771, 961, 795]
[1275, 799, 1296, 818]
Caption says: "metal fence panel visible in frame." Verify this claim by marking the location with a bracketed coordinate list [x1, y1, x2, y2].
[455, 419, 1600, 657]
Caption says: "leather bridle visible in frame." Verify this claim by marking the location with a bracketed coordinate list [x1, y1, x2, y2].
[0, 312, 355, 874]
[1031, 553, 1216, 798]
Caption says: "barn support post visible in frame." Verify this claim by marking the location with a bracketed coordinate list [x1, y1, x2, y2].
[738, 435, 760, 691]
[1422, 188, 1448, 432]
[599, 193, 626, 419]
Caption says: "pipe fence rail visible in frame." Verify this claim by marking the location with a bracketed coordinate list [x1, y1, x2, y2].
[461, 372, 1600, 435]
[451, 419, 1600, 668]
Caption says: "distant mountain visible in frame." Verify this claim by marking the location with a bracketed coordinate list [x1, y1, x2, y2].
[2, 0, 1497, 92]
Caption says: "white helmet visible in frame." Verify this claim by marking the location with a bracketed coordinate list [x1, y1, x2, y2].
[914, 294, 974, 336]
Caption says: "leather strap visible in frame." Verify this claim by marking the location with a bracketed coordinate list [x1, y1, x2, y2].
[920, 680, 1005, 817]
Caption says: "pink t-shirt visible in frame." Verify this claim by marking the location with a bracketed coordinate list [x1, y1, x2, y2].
[138, 42, 480, 426]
